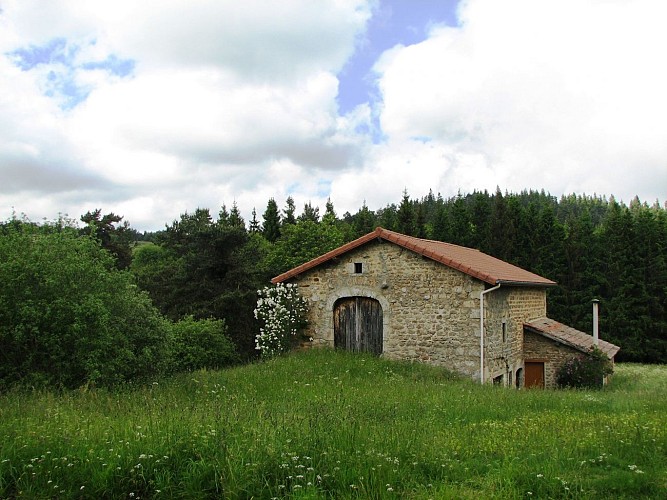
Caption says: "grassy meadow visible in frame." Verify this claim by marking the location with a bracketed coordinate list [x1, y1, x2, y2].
[1, 350, 665, 499]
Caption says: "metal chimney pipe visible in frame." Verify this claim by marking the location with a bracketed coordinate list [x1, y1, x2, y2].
[592, 299, 600, 346]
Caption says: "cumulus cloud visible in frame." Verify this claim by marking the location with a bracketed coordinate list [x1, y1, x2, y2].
[0, 0, 374, 228]
[365, 0, 667, 205]
[1, 0, 665, 231]
[90, 0, 371, 79]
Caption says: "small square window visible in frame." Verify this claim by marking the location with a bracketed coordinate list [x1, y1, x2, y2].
[354, 262, 363, 274]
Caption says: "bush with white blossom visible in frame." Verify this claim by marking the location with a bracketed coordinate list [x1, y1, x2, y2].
[254, 283, 309, 358]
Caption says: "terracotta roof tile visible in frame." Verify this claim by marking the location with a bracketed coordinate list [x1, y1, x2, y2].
[272, 227, 557, 287]
[524, 317, 620, 358]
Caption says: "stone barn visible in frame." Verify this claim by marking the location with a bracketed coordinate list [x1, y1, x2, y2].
[272, 227, 619, 388]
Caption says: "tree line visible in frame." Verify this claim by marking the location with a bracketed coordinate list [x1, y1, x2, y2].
[131, 189, 666, 364]
[1, 188, 665, 389]
[0, 214, 236, 389]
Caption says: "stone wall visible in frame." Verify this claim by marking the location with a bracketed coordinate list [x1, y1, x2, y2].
[523, 330, 582, 388]
[289, 239, 486, 380]
[485, 288, 547, 386]
[288, 238, 549, 384]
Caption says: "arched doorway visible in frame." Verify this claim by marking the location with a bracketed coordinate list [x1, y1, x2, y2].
[333, 297, 383, 354]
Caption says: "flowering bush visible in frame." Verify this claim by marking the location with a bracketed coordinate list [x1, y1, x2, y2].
[254, 283, 309, 358]
[556, 346, 613, 389]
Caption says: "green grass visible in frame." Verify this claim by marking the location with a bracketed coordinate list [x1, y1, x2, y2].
[1, 351, 665, 499]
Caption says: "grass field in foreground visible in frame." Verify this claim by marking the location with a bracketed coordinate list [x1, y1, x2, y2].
[1, 350, 665, 499]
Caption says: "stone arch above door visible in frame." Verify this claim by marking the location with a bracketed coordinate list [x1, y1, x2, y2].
[334, 297, 383, 354]
[323, 287, 391, 346]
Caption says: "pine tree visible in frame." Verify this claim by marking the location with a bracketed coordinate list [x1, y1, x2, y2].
[415, 203, 427, 238]
[449, 194, 470, 246]
[262, 198, 281, 243]
[353, 201, 376, 237]
[299, 201, 320, 223]
[227, 202, 246, 230]
[218, 205, 230, 226]
[397, 190, 416, 236]
[323, 198, 337, 224]
[489, 189, 515, 262]
[470, 191, 492, 253]
[378, 204, 398, 231]
[80, 209, 133, 270]
[283, 196, 297, 226]
[249, 208, 261, 233]
[431, 201, 450, 242]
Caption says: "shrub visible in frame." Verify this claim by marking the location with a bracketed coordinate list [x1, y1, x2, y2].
[168, 316, 237, 372]
[254, 283, 308, 358]
[0, 220, 170, 389]
[556, 346, 614, 389]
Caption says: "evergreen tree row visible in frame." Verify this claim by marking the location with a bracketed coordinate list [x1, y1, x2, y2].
[130, 189, 665, 364]
[341, 188, 666, 363]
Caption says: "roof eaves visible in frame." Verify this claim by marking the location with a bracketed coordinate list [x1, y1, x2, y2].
[524, 320, 620, 358]
[498, 279, 557, 287]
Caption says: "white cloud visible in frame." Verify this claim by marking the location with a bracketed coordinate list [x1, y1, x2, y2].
[95, 0, 372, 80]
[0, 0, 374, 228]
[1, 0, 665, 231]
[372, 0, 667, 204]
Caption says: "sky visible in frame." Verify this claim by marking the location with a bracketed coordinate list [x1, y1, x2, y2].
[1, 0, 666, 231]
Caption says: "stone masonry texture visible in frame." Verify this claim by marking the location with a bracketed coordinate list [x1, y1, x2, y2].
[523, 330, 585, 388]
[287, 239, 551, 384]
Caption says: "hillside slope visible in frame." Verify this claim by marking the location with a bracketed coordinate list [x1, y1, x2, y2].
[1, 350, 665, 498]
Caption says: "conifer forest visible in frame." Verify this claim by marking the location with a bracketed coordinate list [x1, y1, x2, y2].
[134, 188, 667, 364]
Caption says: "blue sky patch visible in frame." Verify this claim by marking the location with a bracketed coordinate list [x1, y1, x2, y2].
[336, 0, 460, 115]
[10, 37, 76, 70]
[7, 38, 135, 109]
[316, 179, 332, 198]
[82, 54, 135, 77]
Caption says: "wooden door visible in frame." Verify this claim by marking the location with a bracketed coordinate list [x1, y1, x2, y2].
[333, 297, 383, 354]
[524, 362, 545, 388]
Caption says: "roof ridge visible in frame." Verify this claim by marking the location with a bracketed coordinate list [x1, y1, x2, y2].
[377, 227, 483, 251]
[273, 227, 556, 287]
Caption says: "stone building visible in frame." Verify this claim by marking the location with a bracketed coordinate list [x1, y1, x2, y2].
[272, 227, 619, 388]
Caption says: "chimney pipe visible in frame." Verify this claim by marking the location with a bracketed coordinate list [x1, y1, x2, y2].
[592, 299, 600, 346]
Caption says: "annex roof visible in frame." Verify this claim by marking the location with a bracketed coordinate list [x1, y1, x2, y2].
[524, 317, 620, 359]
[272, 227, 557, 287]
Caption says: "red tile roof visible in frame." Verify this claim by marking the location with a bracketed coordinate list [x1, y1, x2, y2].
[272, 227, 557, 287]
[524, 317, 620, 359]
